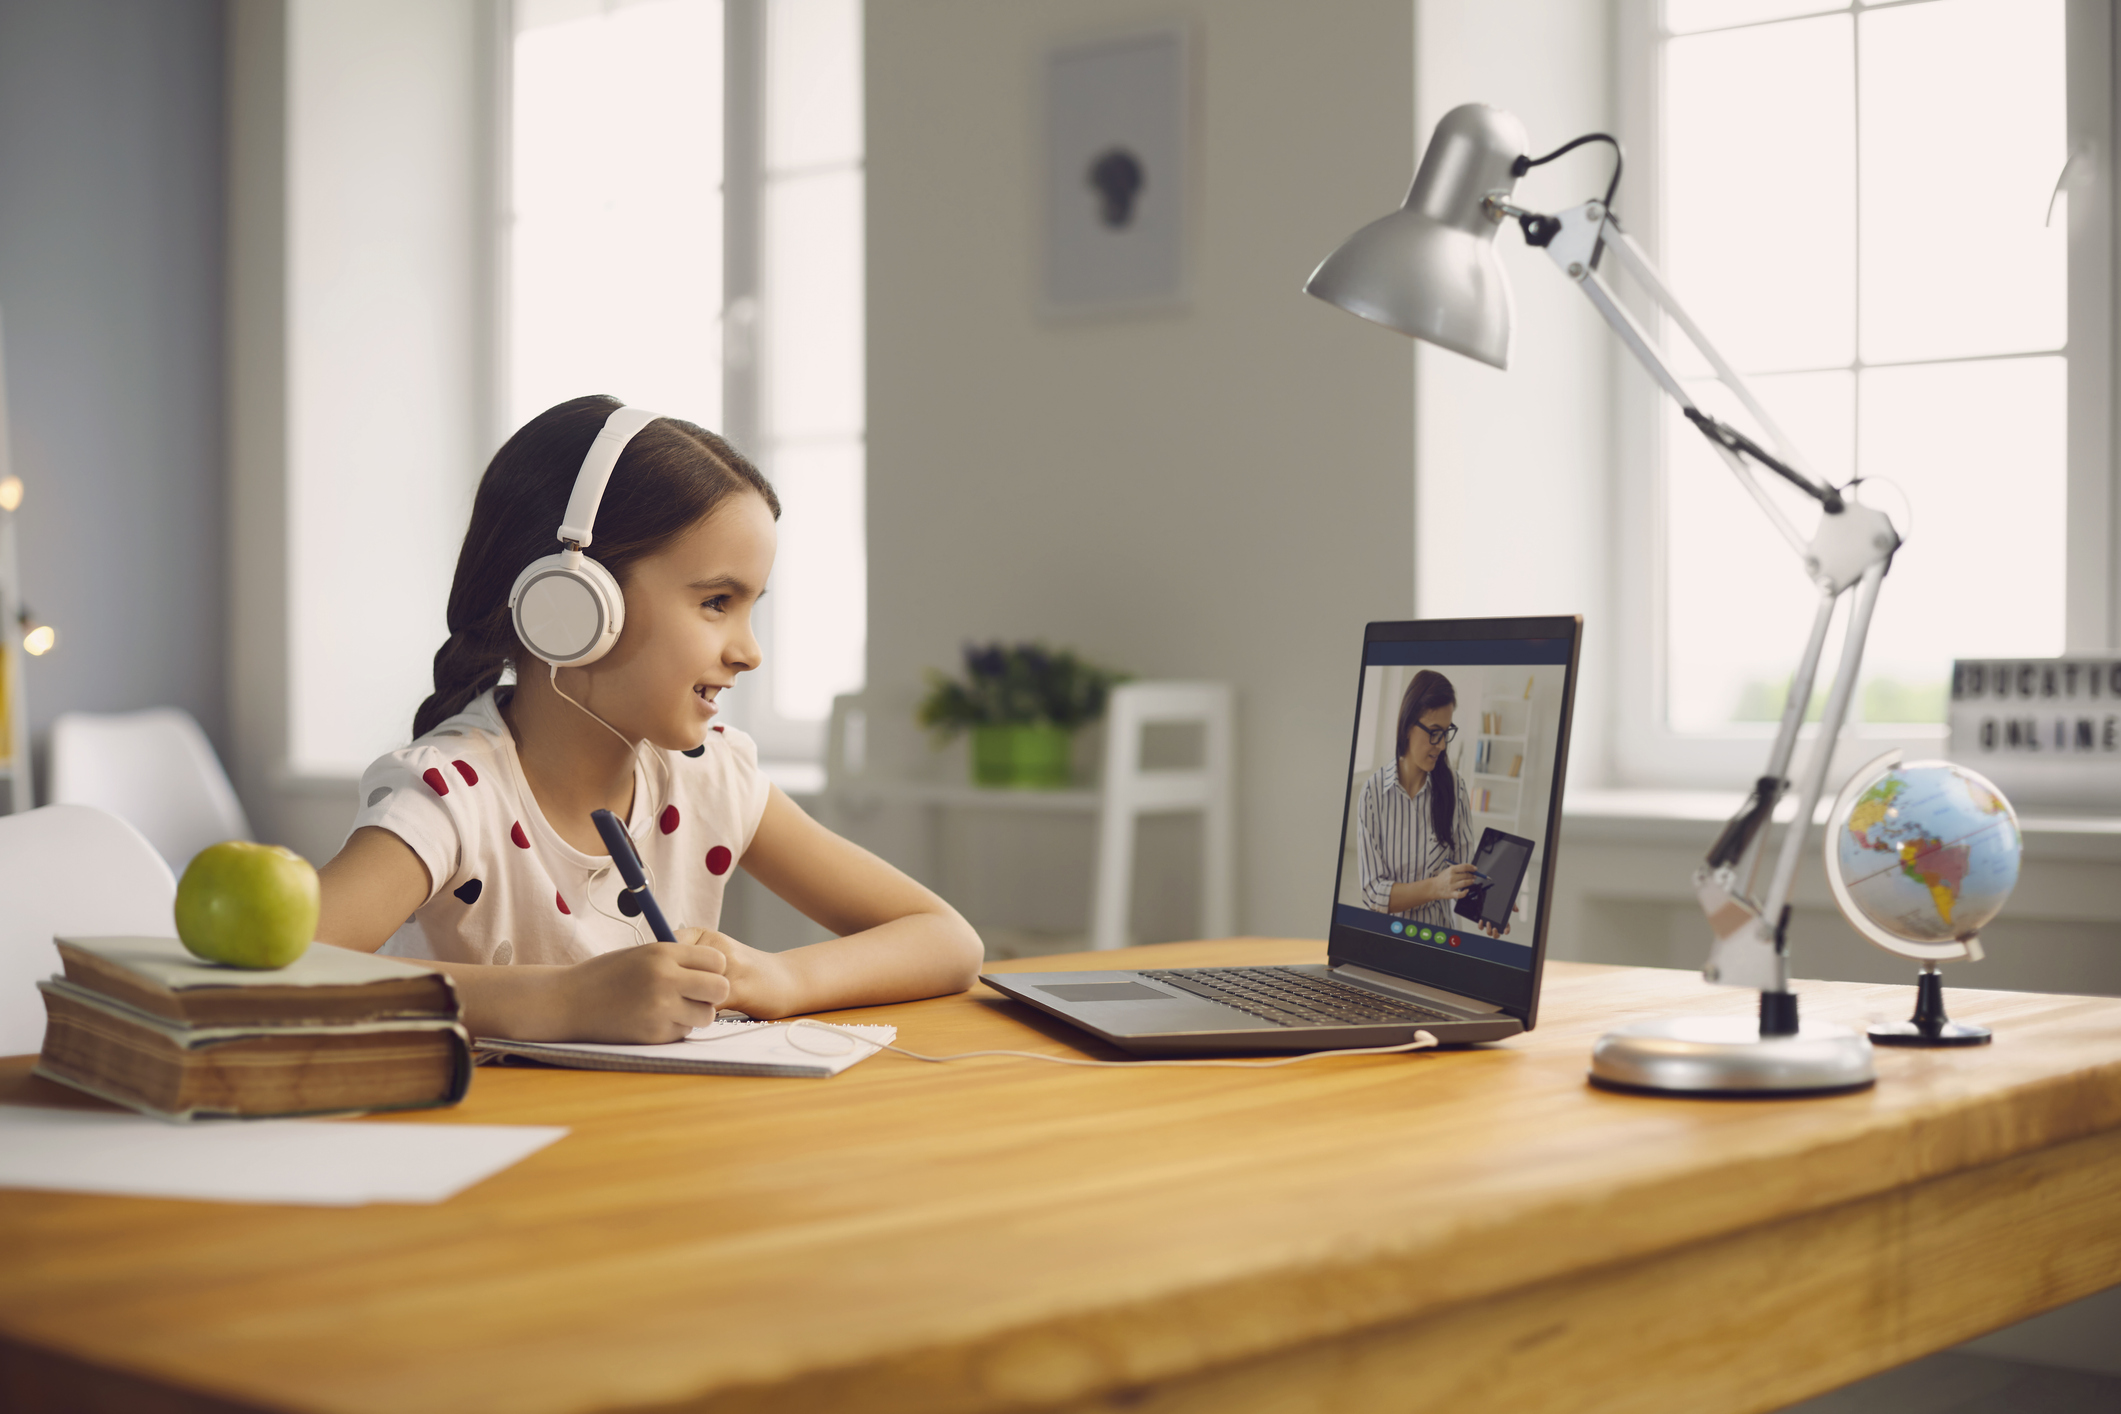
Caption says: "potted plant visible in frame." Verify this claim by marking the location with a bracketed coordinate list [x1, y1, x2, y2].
[917, 643, 1126, 788]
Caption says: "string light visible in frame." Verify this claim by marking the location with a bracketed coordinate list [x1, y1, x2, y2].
[22, 624, 55, 656]
[0, 476, 19, 512]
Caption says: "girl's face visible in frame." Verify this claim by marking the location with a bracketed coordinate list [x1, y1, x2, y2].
[1402, 703, 1455, 774]
[571, 491, 777, 752]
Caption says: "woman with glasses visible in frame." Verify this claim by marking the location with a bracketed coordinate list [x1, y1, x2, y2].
[1356, 669, 1488, 932]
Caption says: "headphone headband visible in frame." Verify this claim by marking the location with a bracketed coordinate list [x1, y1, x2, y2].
[508, 402, 664, 669]
[558, 405, 663, 549]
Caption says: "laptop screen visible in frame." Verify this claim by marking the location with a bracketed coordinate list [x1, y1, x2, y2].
[1328, 619, 1580, 1021]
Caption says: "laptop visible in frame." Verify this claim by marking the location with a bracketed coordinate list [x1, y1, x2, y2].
[983, 616, 1582, 1054]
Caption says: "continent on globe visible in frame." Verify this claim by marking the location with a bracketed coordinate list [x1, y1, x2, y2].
[1895, 837, 1970, 927]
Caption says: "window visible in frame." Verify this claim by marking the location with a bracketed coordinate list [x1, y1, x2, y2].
[508, 0, 863, 762]
[1620, 0, 2093, 783]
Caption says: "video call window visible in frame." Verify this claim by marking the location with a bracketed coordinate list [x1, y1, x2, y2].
[1332, 640, 1572, 972]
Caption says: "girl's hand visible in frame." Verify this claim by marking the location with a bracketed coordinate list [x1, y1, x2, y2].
[1426, 862, 1481, 902]
[558, 943, 730, 1042]
[675, 926, 799, 1019]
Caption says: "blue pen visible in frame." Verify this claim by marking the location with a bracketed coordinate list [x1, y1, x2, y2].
[591, 808, 678, 942]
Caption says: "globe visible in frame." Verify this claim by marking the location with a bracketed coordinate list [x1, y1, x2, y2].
[1824, 756, 2021, 959]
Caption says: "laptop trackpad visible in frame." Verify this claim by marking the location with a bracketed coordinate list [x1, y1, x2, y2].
[1038, 982, 1171, 1003]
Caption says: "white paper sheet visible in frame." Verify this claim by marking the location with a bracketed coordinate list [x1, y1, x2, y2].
[0, 1105, 566, 1206]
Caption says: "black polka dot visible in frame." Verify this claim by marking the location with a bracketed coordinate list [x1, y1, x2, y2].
[367, 786, 393, 807]
[617, 890, 643, 918]
[682, 744, 706, 758]
[454, 878, 483, 905]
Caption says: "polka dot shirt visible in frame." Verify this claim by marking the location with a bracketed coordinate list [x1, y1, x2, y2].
[353, 689, 771, 966]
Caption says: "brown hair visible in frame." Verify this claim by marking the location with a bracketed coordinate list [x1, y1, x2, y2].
[1394, 669, 1459, 845]
[411, 394, 780, 738]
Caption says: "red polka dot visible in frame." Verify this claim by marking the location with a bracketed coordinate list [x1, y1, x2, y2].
[556, 891, 571, 915]
[660, 805, 680, 834]
[712, 724, 725, 733]
[422, 767, 448, 797]
[705, 845, 732, 876]
[510, 822, 529, 849]
[453, 759, 478, 786]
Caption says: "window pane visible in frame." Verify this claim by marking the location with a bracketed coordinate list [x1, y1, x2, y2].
[1855, 358, 2065, 721]
[511, 1, 723, 429]
[763, 166, 864, 441]
[1858, 0, 2066, 364]
[1665, 0, 1845, 37]
[1666, 371, 1854, 732]
[767, 440, 866, 720]
[1665, 15, 1853, 375]
[765, 0, 862, 173]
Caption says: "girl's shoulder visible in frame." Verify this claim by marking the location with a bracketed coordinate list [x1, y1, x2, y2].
[357, 693, 514, 803]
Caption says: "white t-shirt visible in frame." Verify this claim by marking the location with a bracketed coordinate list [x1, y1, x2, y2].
[352, 689, 772, 966]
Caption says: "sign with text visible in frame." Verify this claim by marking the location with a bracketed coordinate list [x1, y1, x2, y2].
[1948, 658, 2121, 808]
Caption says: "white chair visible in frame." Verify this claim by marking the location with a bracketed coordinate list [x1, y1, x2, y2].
[0, 803, 177, 1056]
[826, 681, 1235, 951]
[50, 707, 250, 875]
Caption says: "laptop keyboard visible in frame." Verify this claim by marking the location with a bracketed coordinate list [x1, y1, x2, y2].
[1141, 968, 1456, 1029]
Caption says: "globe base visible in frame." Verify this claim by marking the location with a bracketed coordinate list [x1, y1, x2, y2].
[1868, 968, 1992, 1048]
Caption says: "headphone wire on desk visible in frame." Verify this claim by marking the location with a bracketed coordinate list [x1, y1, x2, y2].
[740, 1018, 1442, 1068]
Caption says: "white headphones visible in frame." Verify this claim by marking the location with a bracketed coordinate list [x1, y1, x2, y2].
[507, 405, 663, 668]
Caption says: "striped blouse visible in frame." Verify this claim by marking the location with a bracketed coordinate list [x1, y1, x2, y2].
[1356, 762, 1476, 926]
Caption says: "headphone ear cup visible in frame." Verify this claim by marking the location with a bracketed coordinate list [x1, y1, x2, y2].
[509, 553, 626, 667]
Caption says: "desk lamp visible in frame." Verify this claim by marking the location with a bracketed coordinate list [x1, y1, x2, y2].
[1307, 104, 1893, 1095]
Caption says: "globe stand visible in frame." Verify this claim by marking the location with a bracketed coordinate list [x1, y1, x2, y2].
[1869, 963, 1991, 1048]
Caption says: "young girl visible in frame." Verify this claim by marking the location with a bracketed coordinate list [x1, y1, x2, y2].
[315, 395, 983, 1041]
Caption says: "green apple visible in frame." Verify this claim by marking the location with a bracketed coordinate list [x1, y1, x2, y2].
[175, 841, 320, 969]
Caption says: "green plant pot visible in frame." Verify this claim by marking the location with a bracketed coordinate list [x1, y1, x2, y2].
[970, 724, 1073, 789]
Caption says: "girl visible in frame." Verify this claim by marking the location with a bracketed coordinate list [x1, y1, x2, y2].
[315, 395, 983, 1041]
[1355, 669, 1482, 930]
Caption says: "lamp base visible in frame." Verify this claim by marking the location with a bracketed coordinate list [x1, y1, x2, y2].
[1589, 1013, 1876, 1097]
[1868, 968, 1991, 1048]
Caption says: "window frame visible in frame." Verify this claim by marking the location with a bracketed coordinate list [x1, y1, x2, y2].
[495, 0, 863, 768]
[1607, 0, 2115, 791]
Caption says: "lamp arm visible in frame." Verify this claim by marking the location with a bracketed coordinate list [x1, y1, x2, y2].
[1513, 200, 1903, 995]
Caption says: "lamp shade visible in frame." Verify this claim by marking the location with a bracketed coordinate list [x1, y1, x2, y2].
[1304, 104, 1528, 369]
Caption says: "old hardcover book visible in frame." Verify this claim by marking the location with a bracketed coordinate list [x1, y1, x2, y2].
[35, 981, 472, 1122]
[53, 935, 456, 1026]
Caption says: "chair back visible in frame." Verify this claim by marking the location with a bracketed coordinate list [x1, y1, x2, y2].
[50, 708, 251, 874]
[0, 803, 177, 1056]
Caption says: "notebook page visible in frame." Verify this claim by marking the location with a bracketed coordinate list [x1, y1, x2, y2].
[477, 1020, 895, 1077]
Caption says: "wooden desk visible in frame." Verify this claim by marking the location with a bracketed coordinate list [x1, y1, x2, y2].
[3, 940, 2119, 1414]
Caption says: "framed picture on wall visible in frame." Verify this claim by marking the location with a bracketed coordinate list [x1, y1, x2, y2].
[1042, 26, 1188, 314]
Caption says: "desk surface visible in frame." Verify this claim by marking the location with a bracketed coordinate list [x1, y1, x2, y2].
[3, 940, 2120, 1414]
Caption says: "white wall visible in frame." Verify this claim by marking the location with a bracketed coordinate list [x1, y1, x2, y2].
[858, 0, 1418, 942]
[227, 0, 497, 862]
[0, 0, 227, 789]
[285, 0, 493, 777]
[1413, 0, 1617, 787]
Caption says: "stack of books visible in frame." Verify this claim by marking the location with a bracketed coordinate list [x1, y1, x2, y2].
[35, 936, 470, 1121]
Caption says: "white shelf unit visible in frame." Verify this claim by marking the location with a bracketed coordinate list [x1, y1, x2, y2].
[1466, 691, 1536, 835]
[823, 681, 1235, 952]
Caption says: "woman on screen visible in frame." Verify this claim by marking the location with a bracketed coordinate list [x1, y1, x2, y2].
[1356, 670, 1486, 931]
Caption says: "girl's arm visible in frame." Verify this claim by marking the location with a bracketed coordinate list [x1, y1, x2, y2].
[316, 827, 728, 1042]
[709, 786, 983, 1018]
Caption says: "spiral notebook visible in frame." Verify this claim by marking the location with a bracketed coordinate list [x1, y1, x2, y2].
[475, 1018, 895, 1078]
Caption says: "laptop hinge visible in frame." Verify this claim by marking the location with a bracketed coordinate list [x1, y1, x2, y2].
[1329, 962, 1506, 1016]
